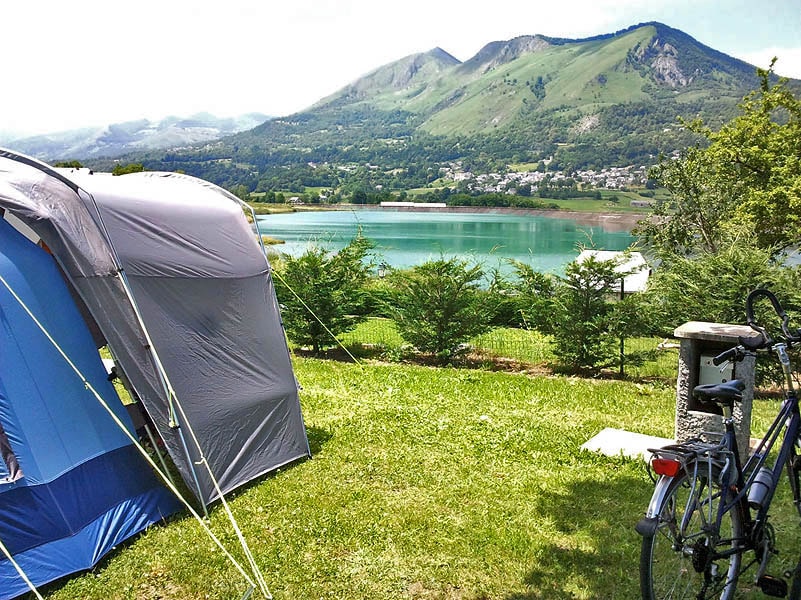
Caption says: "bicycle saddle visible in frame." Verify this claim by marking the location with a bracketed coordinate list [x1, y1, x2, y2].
[692, 379, 745, 403]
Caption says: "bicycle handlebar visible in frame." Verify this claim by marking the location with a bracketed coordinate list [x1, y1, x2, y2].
[710, 288, 800, 365]
[744, 287, 801, 347]
[745, 288, 790, 334]
[712, 346, 744, 366]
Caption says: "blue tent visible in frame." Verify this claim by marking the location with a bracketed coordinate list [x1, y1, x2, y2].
[0, 217, 179, 599]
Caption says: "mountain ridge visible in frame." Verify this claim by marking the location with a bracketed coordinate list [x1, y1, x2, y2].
[3, 112, 270, 161]
[301, 21, 767, 142]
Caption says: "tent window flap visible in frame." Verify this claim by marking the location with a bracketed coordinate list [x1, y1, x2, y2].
[0, 419, 22, 483]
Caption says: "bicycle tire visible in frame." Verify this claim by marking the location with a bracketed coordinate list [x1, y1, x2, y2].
[789, 557, 801, 600]
[640, 467, 743, 599]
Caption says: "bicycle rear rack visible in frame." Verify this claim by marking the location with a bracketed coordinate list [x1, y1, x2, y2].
[649, 437, 736, 487]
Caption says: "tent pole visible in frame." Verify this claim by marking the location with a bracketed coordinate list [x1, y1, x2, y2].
[240, 202, 268, 256]
[143, 422, 176, 490]
[175, 420, 208, 518]
[76, 187, 180, 424]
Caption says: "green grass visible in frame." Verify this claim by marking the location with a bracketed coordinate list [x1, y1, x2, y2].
[546, 193, 653, 214]
[508, 162, 541, 172]
[472, 327, 554, 364]
[41, 354, 791, 599]
[245, 201, 296, 215]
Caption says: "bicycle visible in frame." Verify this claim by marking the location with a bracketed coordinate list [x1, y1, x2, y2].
[637, 288, 801, 599]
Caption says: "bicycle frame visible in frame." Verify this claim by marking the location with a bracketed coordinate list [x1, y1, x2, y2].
[722, 344, 801, 524]
[644, 343, 801, 578]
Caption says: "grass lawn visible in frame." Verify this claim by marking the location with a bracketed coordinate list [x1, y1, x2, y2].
[547, 195, 652, 214]
[41, 346, 788, 599]
[245, 201, 296, 215]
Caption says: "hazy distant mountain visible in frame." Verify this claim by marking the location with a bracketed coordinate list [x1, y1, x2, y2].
[3, 112, 270, 161]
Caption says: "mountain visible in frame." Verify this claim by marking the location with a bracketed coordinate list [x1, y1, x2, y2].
[314, 47, 461, 107]
[72, 23, 800, 192]
[305, 22, 763, 138]
[4, 112, 270, 161]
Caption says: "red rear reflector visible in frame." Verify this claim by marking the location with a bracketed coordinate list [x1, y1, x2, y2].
[652, 458, 682, 477]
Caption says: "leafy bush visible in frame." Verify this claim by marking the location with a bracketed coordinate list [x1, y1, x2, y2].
[642, 241, 801, 335]
[549, 253, 650, 373]
[273, 235, 374, 353]
[387, 257, 494, 363]
[487, 261, 556, 331]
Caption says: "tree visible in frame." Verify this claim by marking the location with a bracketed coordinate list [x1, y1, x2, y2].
[549, 253, 644, 373]
[641, 240, 801, 334]
[637, 64, 801, 257]
[388, 257, 493, 362]
[112, 163, 145, 175]
[273, 235, 374, 353]
[488, 261, 555, 330]
[230, 184, 250, 201]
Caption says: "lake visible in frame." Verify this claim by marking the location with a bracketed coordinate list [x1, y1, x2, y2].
[256, 208, 636, 274]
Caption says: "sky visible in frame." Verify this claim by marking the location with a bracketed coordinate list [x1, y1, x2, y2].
[3, 0, 800, 137]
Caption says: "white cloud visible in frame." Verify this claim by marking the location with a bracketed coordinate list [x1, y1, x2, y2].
[733, 48, 801, 79]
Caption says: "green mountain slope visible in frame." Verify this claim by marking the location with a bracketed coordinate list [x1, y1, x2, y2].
[309, 22, 760, 138]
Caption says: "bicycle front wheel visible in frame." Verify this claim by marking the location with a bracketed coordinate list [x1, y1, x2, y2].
[640, 468, 743, 599]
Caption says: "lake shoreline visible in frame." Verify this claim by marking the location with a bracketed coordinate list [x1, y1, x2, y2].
[296, 203, 644, 233]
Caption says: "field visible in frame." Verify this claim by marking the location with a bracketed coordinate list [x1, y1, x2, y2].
[42, 356, 667, 599]
[39, 325, 796, 600]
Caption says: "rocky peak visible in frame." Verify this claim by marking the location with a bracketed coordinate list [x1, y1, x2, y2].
[631, 35, 691, 87]
[459, 35, 552, 74]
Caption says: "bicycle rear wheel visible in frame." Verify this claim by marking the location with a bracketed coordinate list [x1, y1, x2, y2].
[640, 468, 743, 599]
[789, 559, 801, 600]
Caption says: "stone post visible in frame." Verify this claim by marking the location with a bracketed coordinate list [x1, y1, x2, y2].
[674, 322, 760, 461]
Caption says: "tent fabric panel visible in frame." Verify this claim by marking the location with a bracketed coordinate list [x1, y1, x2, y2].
[0, 486, 179, 600]
[126, 273, 309, 503]
[0, 153, 118, 279]
[0, 445, 174, 556]
[66, 170, 267, 278]
[64, 275, 195, 500]
[0, 219, 134, 483]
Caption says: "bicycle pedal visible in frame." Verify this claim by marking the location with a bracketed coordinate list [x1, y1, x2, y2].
[758, 574, 788, 597]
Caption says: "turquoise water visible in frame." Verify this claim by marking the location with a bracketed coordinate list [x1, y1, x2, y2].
[256, 209, 635, 274]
